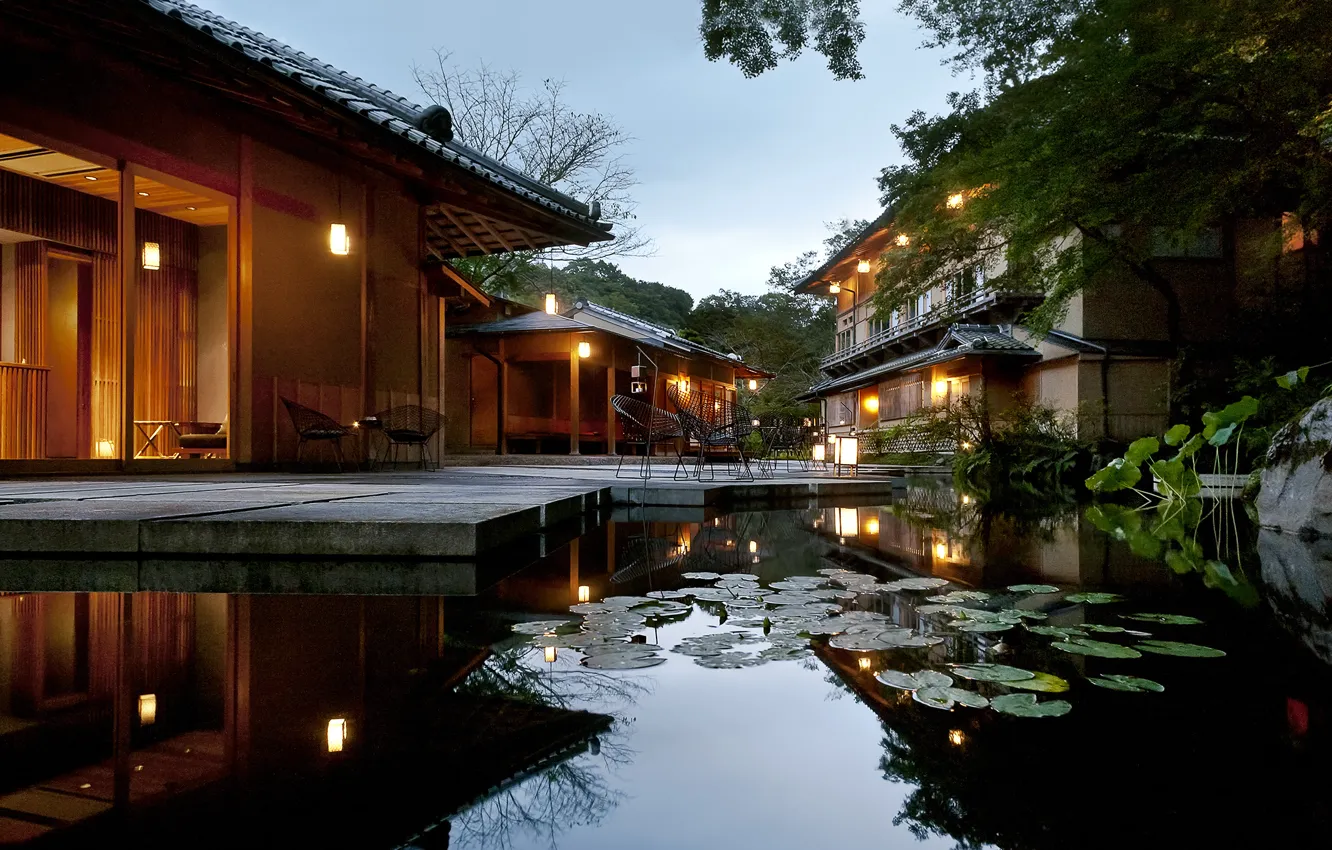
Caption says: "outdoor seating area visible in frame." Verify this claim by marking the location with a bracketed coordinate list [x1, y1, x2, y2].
[280, 398, 446, 472]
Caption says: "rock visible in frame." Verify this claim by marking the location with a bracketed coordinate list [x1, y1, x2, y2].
[1256, 398, 1332, 537]
[1257, 529, 1332, 665]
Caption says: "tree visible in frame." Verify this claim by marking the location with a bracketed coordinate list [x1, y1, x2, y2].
[546, 259, 694, 330]
[699, 0, 867, 80]
[413, 51, 651, 292]
[874, 0, 1332, 348]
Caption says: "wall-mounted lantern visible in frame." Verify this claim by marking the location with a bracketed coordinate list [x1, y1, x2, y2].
[329, 223, 350, 255]
[141, 242, 160, 270]
[327, 718, 347, 753]
[577, 340, 591, 358]
[857, 259, 871, 273]
[138, 694, 157, 726]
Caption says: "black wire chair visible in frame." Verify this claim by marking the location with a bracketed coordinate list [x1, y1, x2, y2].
[666, 384, 755, 481]
[759, 417, 809, 474]
[281, 397, 351, 471]
[374, 405, 445, 471]
[611, 394, 686, 479]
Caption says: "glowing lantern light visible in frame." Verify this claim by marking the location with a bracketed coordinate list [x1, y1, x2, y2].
[836, 507, 859, 538]
[748, 378, 758, 391]
[858, 656, 873, 671]
[577, 341, 591, 359]
[95, 440, 116, 459]
[141, 242, 160, 270]
[811, 442, 826, 462]
[935, 542, 948, 559]
[947, 193, 966, 209]
[577, 585, 591, 603]
[544, 646, 558, 663]
[864, 396, 879, 413]
[934, 380, 949, 397]
[949, 729, 965, 746]
[865, 517, 880, 535]
[857, 259, 871, 274]
[828, 282, 841, 294]
[835, 435, 858, 476]
[896, 233, 910, 247]
[327, 718, 346, 753]
[545, 293, 558, 314]
[748, 540, 757, 554]
[329, 223, 350, 255]
[962, 494, 972, 505]
[138, 694, 157, 726]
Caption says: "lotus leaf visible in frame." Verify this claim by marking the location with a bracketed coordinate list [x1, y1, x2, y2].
[956, 621, 1014, 633]
[1079, 624, 1132, 633]
[581, 642, 663, 657]
[718, 573, 760, 582]
[511, 620, 577, 635]
[694, 652, 766, 669]
[1201, 396, 1258, 445]
[817, 568, 854, 576]
[915, 670, 955, 688]
[990, 693, 1072, 717]
[876, 670, 921, 690]
[916, 604, 969, 616]
[530, 633, 588, 648]
[829, 632, 903, 651]
[950, 664, 1036, 682]
[1001, 608, 1048, 620]
[1121, 613, 1204, 625]
[1085, 457, 1142, 492]
[886, 577, 951, 591]
[1007, 584, 1060, 594]
[1136, 640, 1226, 658]
[680, 571, 721, 581]
[1065, 592, 1125, 604]
[1051, 638, 1142, 659]
[758, 645, 811, 661]
[1088, 674, 1165, 692]
[1005, 672, 1070, 693]
[913, 686, 957, 710]
[646, 589, 690, 600]
[603, 596, 654, 607]
[1124, 436, 1160, 466]
[1163, 423, 1191, 446]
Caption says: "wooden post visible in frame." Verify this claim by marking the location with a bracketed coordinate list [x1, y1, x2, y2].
[117, 163, 136, 466]
[606, 345, 616, 456]
[235, 138, 254, 465]
[568, 538, 580, 604]
[569, 334, 581, 455]
[498, 338, 508, 455]
[112, 592, 133, 809]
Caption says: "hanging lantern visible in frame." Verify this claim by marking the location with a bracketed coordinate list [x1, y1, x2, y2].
[577, 340, 591, 358]
[828, 282, 841, 294]
[545, 293, 558, 314]
[631, 380, 647, 394]
[747, 378, 758, 391]
[857, 259, 871, 273]
[329, 223, 350, 255]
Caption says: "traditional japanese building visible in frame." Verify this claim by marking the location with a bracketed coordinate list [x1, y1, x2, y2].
[797, 211, 1306, 445]
[0, 0, 611, 471]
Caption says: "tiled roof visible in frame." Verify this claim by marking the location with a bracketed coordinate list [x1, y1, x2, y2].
[801, 324, 1038, 398]
[142, 0, 609, 233]
[447, 312, 592, 337]
[567, 300, 741, 364]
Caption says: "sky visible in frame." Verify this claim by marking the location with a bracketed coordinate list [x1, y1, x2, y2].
[194, 0, 964, 300]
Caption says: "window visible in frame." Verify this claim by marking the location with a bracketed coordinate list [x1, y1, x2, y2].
[946, 265, 981, 302]
[868, 313, 888, 338]
[1150, 227, 1223, 258]
[880, 375, 927, 420]
[837, 328, 854, 352]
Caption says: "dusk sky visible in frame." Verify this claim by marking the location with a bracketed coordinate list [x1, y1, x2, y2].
[195, 0, 963, 301]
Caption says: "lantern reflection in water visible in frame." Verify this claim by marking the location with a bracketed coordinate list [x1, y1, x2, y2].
[835, 507, 859, 538]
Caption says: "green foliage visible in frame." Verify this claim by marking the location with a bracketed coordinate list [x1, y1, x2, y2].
[698, 0, 866, 80]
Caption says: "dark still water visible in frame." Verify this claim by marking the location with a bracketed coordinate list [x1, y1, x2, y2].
[0, 484, 1329, 849]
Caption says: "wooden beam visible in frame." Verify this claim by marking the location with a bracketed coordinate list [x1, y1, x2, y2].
[425, 215, 471, 259]
[498, 337, 509, 455]
[606, 344, 616, 456]
[438, 206, 492, 256]
[118, 161, 136, 467]
[475, 215, 516, 252]
[236, 136, 254, 465]
[437, 262, 491, 307]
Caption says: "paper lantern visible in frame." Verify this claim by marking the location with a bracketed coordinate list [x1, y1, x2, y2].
[544, 646, 558, 663]
[857, 259, 871, 273]
[829, 282, 841, 294]
[545, 293, 558, 314]
[138, 694, 157, 726]
[329, 223, 350, 255]
[327, 718, 347, 753]
[577, 341, 591, 358]
[748, 378, 758, 391]
[577, 585, 591, 603]
[141, 242, 160, 270]
[95, 440, 116, 459]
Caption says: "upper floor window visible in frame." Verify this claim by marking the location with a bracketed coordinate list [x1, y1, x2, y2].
[868, 313, 888, 338]
[837, 328, 854, 352]
[945, 265, 983, 302]
[1150, 227, 1223, 259]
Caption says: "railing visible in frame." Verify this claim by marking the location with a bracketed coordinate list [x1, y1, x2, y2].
[0, 362, 49, 459]
[820, 288, 1002, 370]
[1102, 413, 1171, 442]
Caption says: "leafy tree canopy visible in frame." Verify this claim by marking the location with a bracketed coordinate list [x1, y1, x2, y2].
[699, 0, 866, 80]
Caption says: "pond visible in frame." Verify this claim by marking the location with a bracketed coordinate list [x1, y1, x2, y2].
[0, 482, 1328, 848]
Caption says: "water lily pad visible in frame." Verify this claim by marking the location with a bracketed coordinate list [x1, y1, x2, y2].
[646, 589, 690, 600]
[916, 604, 969, 617]
[511, 619, 577, 635]
[951, 664, 1036, 682]
[1136, 640, 1225, 658]
[914, 686, 989, 710]
[1007, 584, 1060, 594]
[1088, 674, 1165, 692]
[680, 571, 721, 581]
[581, 642, 663, 657]
[1004, 671, 1070, 693]
[763, 591, 821, 606]
[1065, 592, 1125, 604]
[956, 621, 1014, 633]
[925, 590, 991, 603]
[1079, 624, 1133, 634]
[1001, 608, 1048, 621]
[1025, 625, 1086, 639]
[818, 568, 855, 576]
[885, 577, 951, 591]
[530, 633, 588, 648]
[581, 653, 666, 669]
[829, 632, 900, 651]
[1051, 638, 1142, 659]
[718, 573, 760, 583]
[758, 645, 812, 661]
[603, 596, 654, 607]
[990, 693, 1072, 717]
[879, 630, 946, 648]
[875, 670, 921, 690]
[1121, 613, 1204, 625]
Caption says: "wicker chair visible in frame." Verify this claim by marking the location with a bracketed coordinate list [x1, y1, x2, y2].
[665, 384, 755, 481]
[281, 397, 351, 471]
[375, 405, 445, 470]
[611, 394, 685, 479]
